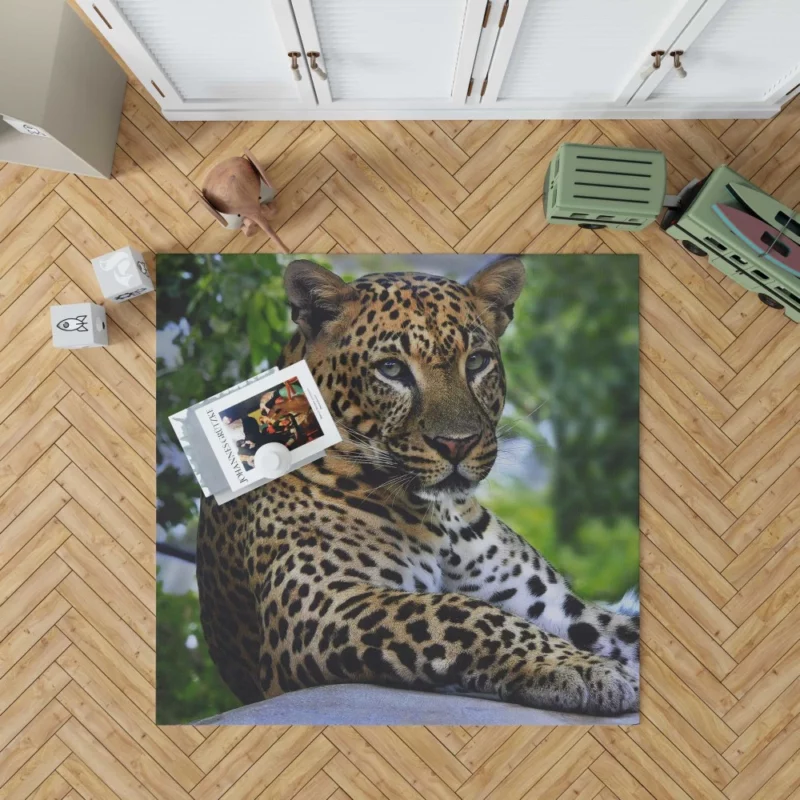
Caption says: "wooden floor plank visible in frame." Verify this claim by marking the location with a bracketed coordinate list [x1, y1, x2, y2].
[722, 531, 800, 624]
[56, 571, 154, 682]
[399, 121, 469, 175]
[639, 643, 737, 751]
[0, 555, 70, 642]
[0, 192, 69, 279]
[0, 163, 36, 207]
[0, 593, 70, 683]
[190, 727, 288, 800]
[364, 121, 468, 211]
[0, 732, 70, 800]
[330, 121, 468, 246]
[187, 122, 237, 158]
[0, 695, 71, 785]
[122, 85, 202, 176]
[264, 122, 336, 191]
[0, 170, 65, 243]
[116, 116, 200, 211]
[322, 136, 450, 252]
[55, 427, 153, 535]
[0, 446, 70, 535]
[0, 228, 68, 316]
[111, 147, 203, 248]
[640, 501, 736, 609]
[640, 356, 736, 464]
[639, 679, 737, 790]
[56, 392, 153, 501]
[321, 172, 413, 254]
[0, 518, 72, 607]
[725, 569, 800, 667]
[57, 500, 155, 612]
[0, 628, 71, 718]
[56, 717, 158, 800]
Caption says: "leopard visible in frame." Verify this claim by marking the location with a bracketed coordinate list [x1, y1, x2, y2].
[196, 257, 639, 716]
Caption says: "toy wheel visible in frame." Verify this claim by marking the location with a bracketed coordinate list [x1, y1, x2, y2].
[682, 240, 707, 257]
[578, 223, 606, 229]
[758, 293, 784, 310]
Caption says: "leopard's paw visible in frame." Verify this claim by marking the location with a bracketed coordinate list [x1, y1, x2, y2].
[500, 658, 638, 716]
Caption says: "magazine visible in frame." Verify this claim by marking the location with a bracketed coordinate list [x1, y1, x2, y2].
[170, 361, 341, 503]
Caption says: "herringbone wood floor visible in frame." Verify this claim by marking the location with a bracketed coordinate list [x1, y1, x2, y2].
[3, 55, 800, 798]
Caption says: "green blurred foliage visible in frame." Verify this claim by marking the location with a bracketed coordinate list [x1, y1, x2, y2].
[156, 575, 239, 723]
[156, 252, 639, 724]
[505, 255, 639, 543]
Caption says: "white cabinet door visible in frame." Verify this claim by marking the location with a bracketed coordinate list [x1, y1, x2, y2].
[480, 0, 705, 110]
[76, 0, 316, 112]
[633, 0, 800, 107]
[289, 0, 487, 109]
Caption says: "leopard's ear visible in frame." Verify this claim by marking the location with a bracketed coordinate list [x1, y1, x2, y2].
[284, 260, 358, 340]
[466, 257, 526, 337]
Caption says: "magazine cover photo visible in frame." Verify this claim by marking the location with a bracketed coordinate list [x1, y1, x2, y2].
[156, 253, 640, 725]
[218, 375, 322, 470]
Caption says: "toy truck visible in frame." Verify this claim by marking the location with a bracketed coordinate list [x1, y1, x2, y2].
[660, 165, 800, 322]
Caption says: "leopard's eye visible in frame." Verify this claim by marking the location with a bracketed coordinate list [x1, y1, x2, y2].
[466, 351, 490, 373]
[377, 358, 410, 381]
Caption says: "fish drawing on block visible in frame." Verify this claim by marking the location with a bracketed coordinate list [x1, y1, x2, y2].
[57, 315, 89, 332]
[713, 204, 800, 277]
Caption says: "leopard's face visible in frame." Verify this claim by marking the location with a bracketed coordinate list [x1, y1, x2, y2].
[283, 259, 526, 500]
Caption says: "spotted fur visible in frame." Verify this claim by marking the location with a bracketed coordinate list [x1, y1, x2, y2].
[196, 258, 639, 716]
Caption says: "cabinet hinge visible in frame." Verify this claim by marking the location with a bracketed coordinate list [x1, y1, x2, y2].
[467, 77, 474, 97]
[480, 77, 488, 97]
[482, 0, 491, 27]
[499, 0, 509, 27]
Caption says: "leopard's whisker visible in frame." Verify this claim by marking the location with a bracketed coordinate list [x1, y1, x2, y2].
[386, 473, 415, 507]
[335, 439, 396, 467]
[495, 400, 548, 438]
[362, 472, 410, 501]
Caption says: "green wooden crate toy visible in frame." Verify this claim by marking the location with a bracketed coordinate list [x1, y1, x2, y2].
[543, 143, 667, 231]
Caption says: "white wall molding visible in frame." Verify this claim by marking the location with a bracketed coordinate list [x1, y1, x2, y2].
[162, 103, 779, 122]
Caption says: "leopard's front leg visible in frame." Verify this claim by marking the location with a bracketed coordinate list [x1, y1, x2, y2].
[442, 512, 639, 673]
[259, 582, 638, 716]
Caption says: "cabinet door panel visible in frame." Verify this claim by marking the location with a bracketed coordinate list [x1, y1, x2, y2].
[486, 0, 697, 105]
[292, 0, 484, 106]
[81, 0, 314, 109]
[645, 0, 800, 103]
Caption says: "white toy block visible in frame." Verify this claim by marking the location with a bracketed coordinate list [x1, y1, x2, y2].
[91, 246, 154, 302]
[51, 303, 108, 349]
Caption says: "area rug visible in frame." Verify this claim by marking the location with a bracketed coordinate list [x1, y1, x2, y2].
[156, 253, 640, 725]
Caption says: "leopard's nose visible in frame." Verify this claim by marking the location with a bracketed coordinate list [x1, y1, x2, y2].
[425, 433, 481, 463]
